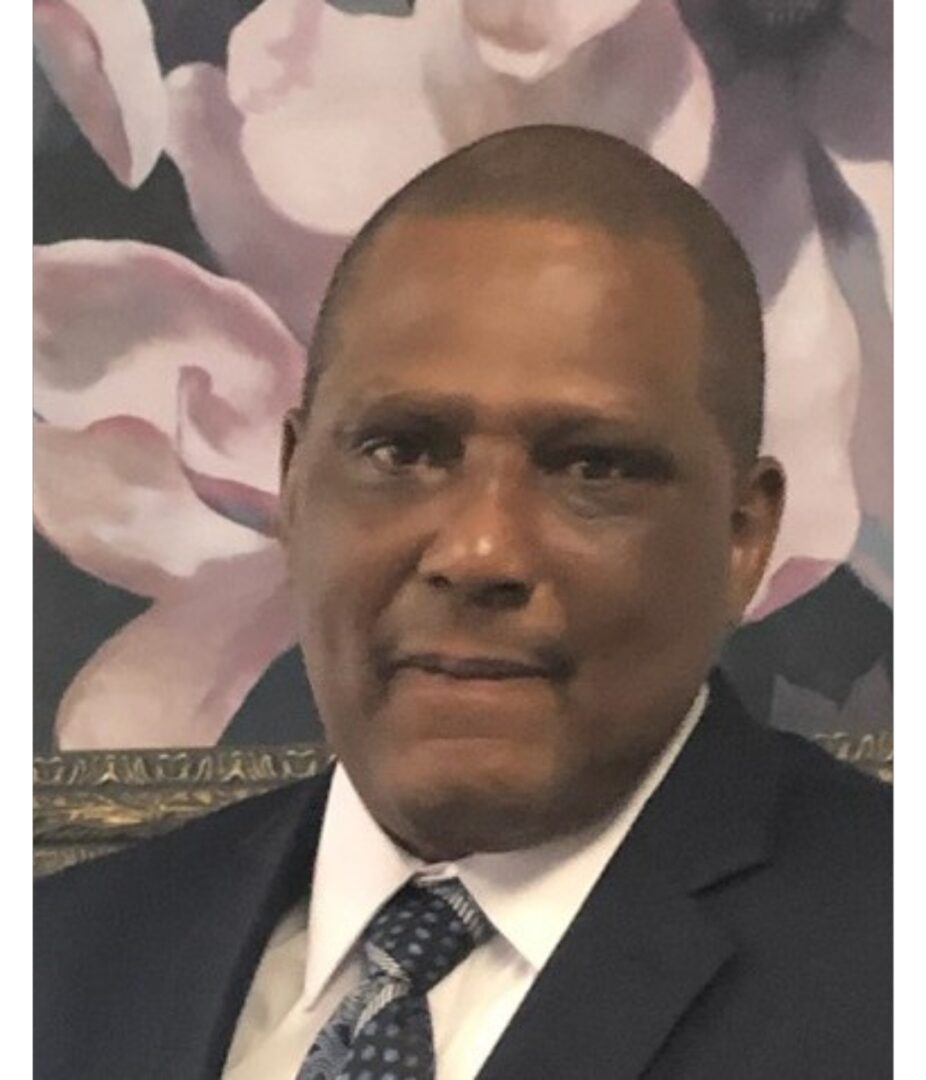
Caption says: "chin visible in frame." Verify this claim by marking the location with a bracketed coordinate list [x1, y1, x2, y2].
[379, 741, 570, 858]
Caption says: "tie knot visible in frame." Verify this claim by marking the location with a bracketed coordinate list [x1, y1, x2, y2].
[362, 877, 494, 994]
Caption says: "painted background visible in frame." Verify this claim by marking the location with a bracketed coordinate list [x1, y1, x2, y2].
[33, 0, 892, 760]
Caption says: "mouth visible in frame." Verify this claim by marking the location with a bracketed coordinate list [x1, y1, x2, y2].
[387, 648, 573, 683]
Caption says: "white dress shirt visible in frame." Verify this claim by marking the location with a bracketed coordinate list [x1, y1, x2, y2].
[223, 686, 707, 1080]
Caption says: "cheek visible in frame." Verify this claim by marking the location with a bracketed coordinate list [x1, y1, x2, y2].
[552, 522, 728, 778]
[284, 503, 411, 698]
[560, 507, 732, 672]
[632, 521, 730, 613]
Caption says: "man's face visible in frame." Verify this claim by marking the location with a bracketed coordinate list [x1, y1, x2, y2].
[281, 213, 782, 859]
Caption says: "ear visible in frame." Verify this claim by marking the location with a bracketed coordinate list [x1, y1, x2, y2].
[727, 456, 786, 623]
[278, 407, 306, 539]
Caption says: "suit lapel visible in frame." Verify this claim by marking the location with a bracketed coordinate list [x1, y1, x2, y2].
[477, 677, 783, 1080]
[149, 771, 334, 1080]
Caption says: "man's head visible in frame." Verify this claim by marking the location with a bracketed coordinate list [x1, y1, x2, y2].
[280, 125, 784, 860]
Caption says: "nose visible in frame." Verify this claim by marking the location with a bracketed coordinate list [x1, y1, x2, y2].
[418, 462, 537, 611]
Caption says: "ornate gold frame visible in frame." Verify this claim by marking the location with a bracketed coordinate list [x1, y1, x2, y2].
[34, 743, 332, 877]
[33, 729, 890, 878]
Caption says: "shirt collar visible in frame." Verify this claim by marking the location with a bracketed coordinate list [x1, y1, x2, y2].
[303, 764, 423, 1007]
[303, 684, 708, 1005]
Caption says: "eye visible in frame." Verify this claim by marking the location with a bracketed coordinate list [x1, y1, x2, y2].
[361, 434, 429, 470]
[356, 429, 458, 477]
[553, 447, 636, 483]
[565, 451, 623, 482]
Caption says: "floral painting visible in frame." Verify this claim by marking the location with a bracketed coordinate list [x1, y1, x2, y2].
[34, 0, 892, 764]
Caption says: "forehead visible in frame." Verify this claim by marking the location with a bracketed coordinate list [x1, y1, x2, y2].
[315, 213, 708, 422]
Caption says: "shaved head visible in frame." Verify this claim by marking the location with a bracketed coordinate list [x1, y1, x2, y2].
[303, 124, 764, 469]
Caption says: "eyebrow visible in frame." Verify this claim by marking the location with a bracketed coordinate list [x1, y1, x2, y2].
[333, 392, 475, 436]
[331, 391, 681, 473]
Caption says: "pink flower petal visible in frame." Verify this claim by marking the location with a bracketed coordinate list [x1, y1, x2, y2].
[800, 11, 892, 164]
[746, 557, 839, 623]
[828, 155, 892, 303]
[165, 63, 348, 340]
[802, 145, 892, 592]
[797, 13, 893, 607]
[229, 2, 447, 233]
[34, 240, 305, 450]
[849, 332, 893, 536]
[423, 0, 713, 186]
[760, 231, 862, 583]
[176, 365, 282, 536]
[462, 0, 640, 81]
[700, 66, 816, 302]
[699, 50, 890, 610]
[34, 418, 269, 598]
[177, 469, 281, 540]
[228, 0, 712, 233]
[226, 0, 324, 114]
[610, 0, 715, 183]
[33, 0, 166, 187]
[54, 546, 296, 749]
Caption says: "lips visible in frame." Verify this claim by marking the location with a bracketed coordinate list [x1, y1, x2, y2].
[388, 647, 573, 682]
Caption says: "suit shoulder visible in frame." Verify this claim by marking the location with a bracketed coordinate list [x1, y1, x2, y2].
[773, 726, 891, 816]
[768, 727, 891, 871]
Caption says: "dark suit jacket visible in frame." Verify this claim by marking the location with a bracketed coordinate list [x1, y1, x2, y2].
[34, 677, 891, 1079]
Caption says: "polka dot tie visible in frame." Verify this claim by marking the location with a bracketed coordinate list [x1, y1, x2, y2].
[296, 876, 494, 1080]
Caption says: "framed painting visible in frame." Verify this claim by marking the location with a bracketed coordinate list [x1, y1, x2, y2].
[34, 0, 892, 873]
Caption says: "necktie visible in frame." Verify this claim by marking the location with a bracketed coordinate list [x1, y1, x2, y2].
[297, 876, 494, 1080]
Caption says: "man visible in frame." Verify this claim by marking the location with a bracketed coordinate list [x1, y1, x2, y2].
[35, 126, 891, 1079]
